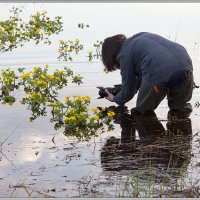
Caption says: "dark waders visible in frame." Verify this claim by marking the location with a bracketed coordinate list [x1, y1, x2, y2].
[132, 73, 194, 115]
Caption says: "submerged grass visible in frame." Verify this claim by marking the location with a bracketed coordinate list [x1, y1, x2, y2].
[116, 161, 200, 198]
[101, 116, 199, 198]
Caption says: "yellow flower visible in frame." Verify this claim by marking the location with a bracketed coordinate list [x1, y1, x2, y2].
[4, 25, 9, 30]
[75, 114, 81, 119]
[64, 117, 70, 122]
[56, 77, 61, 82]
[20, 74, 28, 79]
[92, 107, 98, 113]
[35, 80, 46, 87]
[66, 109, 73, 114]
[41, 74, 46, 79]
[74, 96, 81, 101]
[65, 96, 70, 102]
[93, 115, 99, 121]
[33, 66, 38, 72]
[71, 116, 76, 120]
[89, 115, 99, 121]
[20, 72, 31, 79]
[35, 28, 40, 34]
[64, 116, 76, 122]
[37, 80, 43, 85]
[73, 96, 91, 101]
[46, 74, 54, 79]
[101, 107, 106, 111]
[79, 112, 85, 116]
[107, 111, 115, 117]
[75, 38, 79, 44]
[85, 96, 91, 101]
[29, 19, 35, 24]
[29, 93, 39, 100]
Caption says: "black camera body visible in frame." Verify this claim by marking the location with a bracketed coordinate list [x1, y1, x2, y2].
[97, 84, 122, 99]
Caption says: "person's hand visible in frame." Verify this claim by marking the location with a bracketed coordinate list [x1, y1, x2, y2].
[105, 89, 114, 102]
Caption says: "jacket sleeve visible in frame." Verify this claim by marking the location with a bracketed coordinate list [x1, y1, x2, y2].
[113, 62, 138, 106]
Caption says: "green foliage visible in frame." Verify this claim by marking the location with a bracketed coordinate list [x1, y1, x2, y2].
[58, 38, 84, 61]
[93, 40, 103, 59]
[58, 22, 103, 62]
[58, 39, 103, 62]
[78, 23, 89, 29]
[0, 7, 63, 52]
[87, 40, 103, 62]
[0, 68, 19, 105]
[0, 65, 82, 119]
[21, 65, 81, 120]
[49, 97, 115, 141]
[0, 8, 115, 141]
[25, 10, 63, 45]
[0, 66, 115, 141]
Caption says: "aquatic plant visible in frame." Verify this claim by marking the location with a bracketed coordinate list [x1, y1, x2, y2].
[58, 38, 84, 61]
[0, 66, 115, 140]
[0, 7, 115, 141]
[78, 23, 89, 29]
[0, 65, 82, 105]
[87, 40, 103, 62]
[50, 99, 114, 140]
[0, 7, 63, 52]
[58, 38, 103, 62]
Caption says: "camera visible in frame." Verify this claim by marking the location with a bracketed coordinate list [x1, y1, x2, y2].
[97, 84, 122, 99]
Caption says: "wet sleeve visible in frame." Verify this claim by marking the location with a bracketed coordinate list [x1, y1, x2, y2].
[113, 62, 138, 106]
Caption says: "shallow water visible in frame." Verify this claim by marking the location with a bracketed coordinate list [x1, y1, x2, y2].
[0, 61, 200, 197]
[0, 3, 200, 195]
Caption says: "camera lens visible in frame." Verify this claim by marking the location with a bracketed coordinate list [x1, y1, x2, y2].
[99, 88, 108, 98]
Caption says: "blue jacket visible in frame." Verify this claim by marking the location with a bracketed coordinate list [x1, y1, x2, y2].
[113, 32, 193, 106]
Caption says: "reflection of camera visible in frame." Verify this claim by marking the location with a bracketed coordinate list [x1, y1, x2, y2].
[97, 84, 122, 99]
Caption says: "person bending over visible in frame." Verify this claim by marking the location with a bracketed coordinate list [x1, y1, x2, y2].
[101, 32, 194, 115]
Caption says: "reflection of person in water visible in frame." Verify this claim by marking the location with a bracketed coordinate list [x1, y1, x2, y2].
[101, 107, 192, 180]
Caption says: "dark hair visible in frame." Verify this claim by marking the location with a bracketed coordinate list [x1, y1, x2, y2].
[101, 34, 127, 72]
